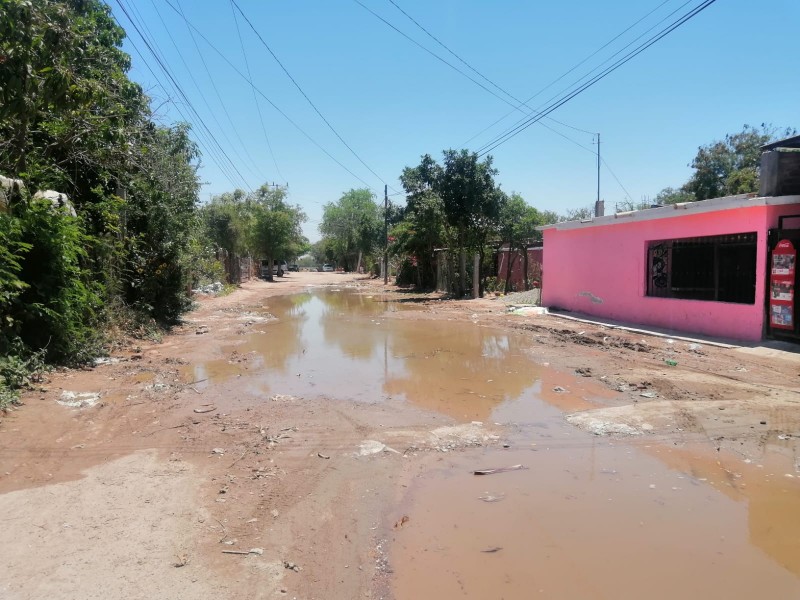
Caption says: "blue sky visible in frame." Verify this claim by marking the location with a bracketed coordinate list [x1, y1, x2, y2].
[111, 0, 800, 241]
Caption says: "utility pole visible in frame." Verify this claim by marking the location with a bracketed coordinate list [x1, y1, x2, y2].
[384, 184, 389, 285]
[594, 133, 603, 218]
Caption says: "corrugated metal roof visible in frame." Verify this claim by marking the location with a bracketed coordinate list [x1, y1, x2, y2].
[761, 134, 800, 151]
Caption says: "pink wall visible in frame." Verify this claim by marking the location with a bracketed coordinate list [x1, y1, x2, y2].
[541, 204, 799, 341]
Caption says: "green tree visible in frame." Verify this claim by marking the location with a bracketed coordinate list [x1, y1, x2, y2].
[678, 124, 795, 201]
[654, 186, 694, 205]
[400, 150, 502, 295]
[497, 192, 543, 293]
[251, 185, 307, 280]
[319, 189, 381, 271]
[389, 192, 446, 288]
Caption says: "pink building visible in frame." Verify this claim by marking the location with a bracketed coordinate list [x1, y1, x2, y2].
[540, 194, 800, 342]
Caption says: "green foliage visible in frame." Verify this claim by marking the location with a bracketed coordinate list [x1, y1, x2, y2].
[200, 184, 308, 281]
[653, 186, 694, 205]
[656, 124, 796, 202]
[0, 341, 47, 409]
[0, 0, 204, 395]
[319, 188, 381, 271]
[400, 150, 504, 294]
[497, 192, 543, 292]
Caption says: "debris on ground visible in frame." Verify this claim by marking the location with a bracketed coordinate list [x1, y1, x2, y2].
[195, 325, 210, 335]
[481, 547, 503, 553]
[193, 282, 224, 295]
[56, 391, 100, 408]
[478, 493, 506, 502]
[193, 405, 216, 413]
[317, 452, 330, 459]
[283, 561, 302, 572]
[358, 440, 399, 456]
[394, 515, 410, 529]
[473, 464, 528, 475]
[553, 386, 566, 393]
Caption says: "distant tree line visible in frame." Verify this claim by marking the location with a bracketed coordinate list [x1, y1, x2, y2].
[316, 150, 555, 295]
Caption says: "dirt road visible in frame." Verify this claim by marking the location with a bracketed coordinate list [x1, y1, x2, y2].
[1, 272, 799, 599]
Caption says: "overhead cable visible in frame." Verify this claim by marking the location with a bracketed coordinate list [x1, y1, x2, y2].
[476, 0, 718, 156]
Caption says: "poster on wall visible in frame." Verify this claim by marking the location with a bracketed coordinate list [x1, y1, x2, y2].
[770, 240, 796, 331]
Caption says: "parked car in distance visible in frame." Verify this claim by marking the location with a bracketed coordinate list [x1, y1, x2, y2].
[260, 259, 287, 277]
[288, 264, 299, 272]
[322, 264, 334, 272]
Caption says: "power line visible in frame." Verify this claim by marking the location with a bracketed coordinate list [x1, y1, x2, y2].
[114, 0, 252, 191]
[385, 0, 595, 139]
[361, 0, 595, 152]
[476, 0, 698, 156]
[162, 0, 382, 195]
[173, 0, 266, 182]
[122, 0, 253, 190]
[228, 0, 286, 184]
[141, 0, 259, 190]
[230, 0, 396, 193]
[462, 0, 676, 147]
[476, 0, 696, 156]
[476, 0, 718, 156]
[602, 157, 634, 202]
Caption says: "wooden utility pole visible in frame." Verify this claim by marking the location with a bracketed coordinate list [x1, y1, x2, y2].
[384, 184, 389, 285]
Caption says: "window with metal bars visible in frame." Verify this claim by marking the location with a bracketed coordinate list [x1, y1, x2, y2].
[646, 232, 757, 303]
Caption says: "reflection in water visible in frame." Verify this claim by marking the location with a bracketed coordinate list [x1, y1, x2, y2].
[648, 442, 800, 578]
[191, 288, 540, 417]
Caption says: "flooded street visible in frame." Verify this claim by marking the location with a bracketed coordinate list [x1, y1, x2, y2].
[188, 285, 800, 598]
[2, 275, 799, 599]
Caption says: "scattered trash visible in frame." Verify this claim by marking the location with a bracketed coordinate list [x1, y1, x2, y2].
[575, 367, 592, 377]
[639, 392, 657, 399]
[481, 547, 503, 553]
[358, 440, 399, 456]
[478, 494, 506, 502]
[270, 394, 297, 402]
[271, 509, 280, 518]
[195, 326, 210, 335]
[317, 452, 330, 459]
[222, 548, 263, 556]
[193, 405, 216, 414]
[92, 357, 120, 367]
[394, 515, 410, 529]
[688, 343, 703, 353]
[552, 386, 566, 393]
[473, 464, 528, 476]
[211, 448, 225, 455]
[760, 420, 767, 425]
[283, 561, 302, 572]
[193, 282, 224, 294]
[664, 359, 678, 367]
[57, 391, 100, 408]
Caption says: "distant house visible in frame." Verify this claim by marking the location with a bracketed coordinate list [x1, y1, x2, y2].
[538, 135, 800, 343]
[496, 244, 543, 290]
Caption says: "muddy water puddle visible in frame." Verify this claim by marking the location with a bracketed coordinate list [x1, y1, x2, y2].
[392, 422, 800, 598]
[189, 288, 800, 597]
[187, 288, 545, 419]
